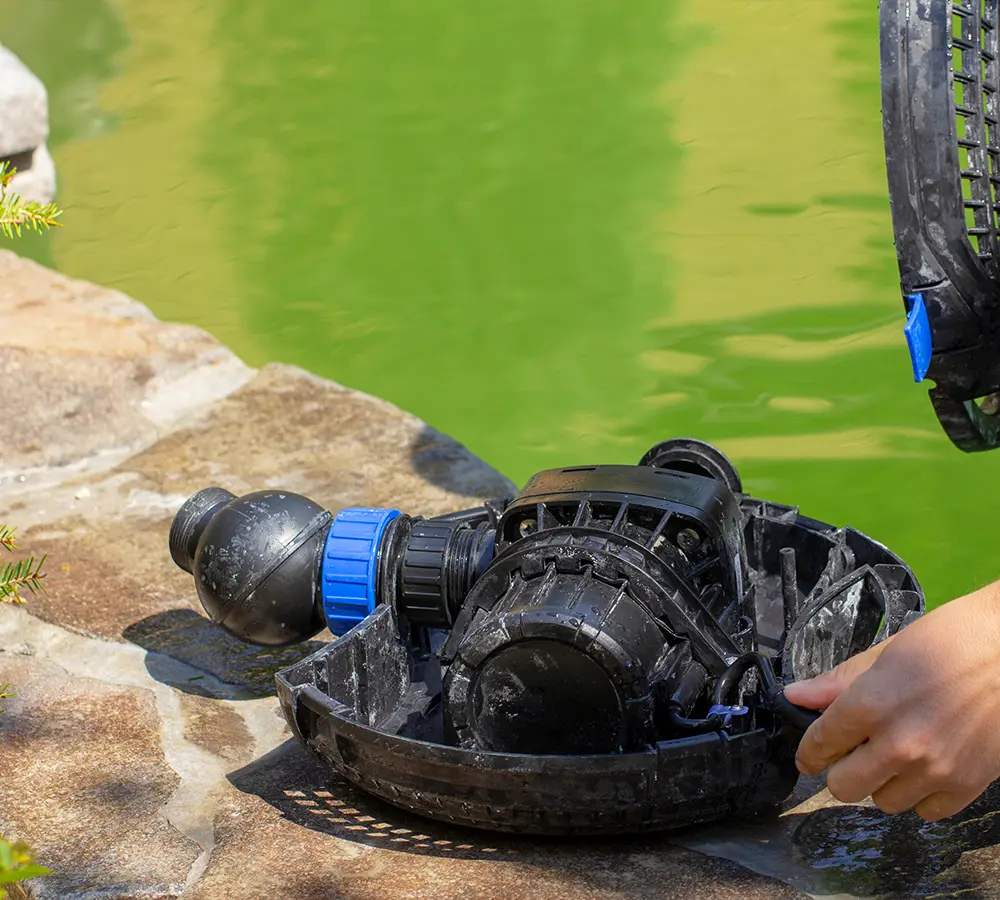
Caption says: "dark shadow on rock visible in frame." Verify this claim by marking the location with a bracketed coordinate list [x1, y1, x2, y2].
[226, 734, 815, 900]
[81, 778, 165, 812]
[409, 424, 518, 503]
[229, 738, 534, 860]
[123, 608, 327, 699]
[229, 737, 685, 863]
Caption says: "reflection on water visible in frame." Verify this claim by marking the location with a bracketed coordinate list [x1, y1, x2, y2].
[676, 780, 1000, 898]
[2, 0, 998, 606]
[791, 784, 1000, 897]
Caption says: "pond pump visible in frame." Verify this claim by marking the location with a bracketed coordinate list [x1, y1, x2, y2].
[169, 438, 924, 835]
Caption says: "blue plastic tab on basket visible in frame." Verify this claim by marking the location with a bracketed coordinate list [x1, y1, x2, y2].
[904, 293, 932, 383]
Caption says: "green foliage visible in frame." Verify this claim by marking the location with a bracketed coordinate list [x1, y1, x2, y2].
[0, 175, 53, 606]
[0, 839, 50, 899]
[0, 527, 45, 605]
[0, 161, 61, 239]
[0, 179, 61, 899]
[0, 557, 46, 605]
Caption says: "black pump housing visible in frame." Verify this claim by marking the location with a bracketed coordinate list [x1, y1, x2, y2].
[169, 438, 924, 835]
[439, 464, 753, 756]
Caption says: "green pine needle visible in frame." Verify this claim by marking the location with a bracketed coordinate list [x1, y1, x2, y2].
[0, 554, 46, 604]
[0, 160, 62, 239]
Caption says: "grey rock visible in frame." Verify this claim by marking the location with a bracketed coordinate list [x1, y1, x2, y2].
[8, 142, 56, 205]
[0, 45, 48, 157]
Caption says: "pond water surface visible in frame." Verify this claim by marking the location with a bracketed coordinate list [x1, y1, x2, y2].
[3, 0, 994, 607]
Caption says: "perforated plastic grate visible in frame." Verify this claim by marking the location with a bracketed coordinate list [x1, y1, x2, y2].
[953, 1, 1000, 273]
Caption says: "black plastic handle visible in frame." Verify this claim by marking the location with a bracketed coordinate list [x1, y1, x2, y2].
[771, 690, 822, 731]
[714, 652, 822, 733]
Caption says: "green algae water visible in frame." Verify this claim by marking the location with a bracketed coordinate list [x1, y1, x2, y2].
[2, 0, 995, 607]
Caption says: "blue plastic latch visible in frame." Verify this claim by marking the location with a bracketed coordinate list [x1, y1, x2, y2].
[707, 704, 749, 728]
[320, 507, 401, 635]
[904, 293, 932, 383]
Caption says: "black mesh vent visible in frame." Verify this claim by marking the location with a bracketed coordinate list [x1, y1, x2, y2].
[953, 0, 1000, 273]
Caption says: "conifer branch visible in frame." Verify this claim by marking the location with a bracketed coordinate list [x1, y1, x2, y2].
[0, 555, 46, 604]
[0, 131, 61, 897]
[0, 161, 62, 238]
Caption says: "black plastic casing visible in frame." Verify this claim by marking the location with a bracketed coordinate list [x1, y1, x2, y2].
[169, 488, 332, 647]
[881, 0, 1000, 448]
[497, 464, 750, 616]
[437, 465, 754, 755]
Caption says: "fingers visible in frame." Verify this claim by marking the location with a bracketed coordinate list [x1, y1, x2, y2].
[825, 746, 984, 819]
[784, 640, 890, 711]
[914, 787, 984, 822]
[824, 740, 896, 804]
[795, 688, 879, 775]
[831, 746, 988, 820]
[870, 773, 930, 815]
[871, 780, 983, 820]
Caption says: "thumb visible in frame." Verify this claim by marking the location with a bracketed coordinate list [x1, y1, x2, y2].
[783, 638, 892, 710]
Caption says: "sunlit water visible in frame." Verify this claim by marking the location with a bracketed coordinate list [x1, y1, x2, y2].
[3, 0, 996, 607]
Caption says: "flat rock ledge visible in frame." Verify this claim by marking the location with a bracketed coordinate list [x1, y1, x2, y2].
[1, 249, 999, 900]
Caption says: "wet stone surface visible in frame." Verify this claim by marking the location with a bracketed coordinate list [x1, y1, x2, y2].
[179, 692, 256, 764]
[674, 777, 1000, 899]
[1, 251, 999, 898]
[788, 787, 1000, 898]
[123, 607, 332, 698]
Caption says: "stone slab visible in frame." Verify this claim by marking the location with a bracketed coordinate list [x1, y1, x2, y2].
[0, 653, 199, 898]
[1, 601, 805, 900]
[0, 249, 253, 481]
[0, 250, 514, 651]
[676, 779, 1000, 899]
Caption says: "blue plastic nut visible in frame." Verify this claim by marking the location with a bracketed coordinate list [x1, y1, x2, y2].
[904, 293, 932, 383]
[321, 507, 401, 635]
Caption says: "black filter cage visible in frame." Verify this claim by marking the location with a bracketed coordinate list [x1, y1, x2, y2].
[881, 0, 1000, 449]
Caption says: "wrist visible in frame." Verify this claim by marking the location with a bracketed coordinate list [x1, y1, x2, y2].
[967, 580, 1000, 609]
[956, 581, 1000, 639]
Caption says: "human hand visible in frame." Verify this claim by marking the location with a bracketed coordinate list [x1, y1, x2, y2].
[784, 581, 1000, 821]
